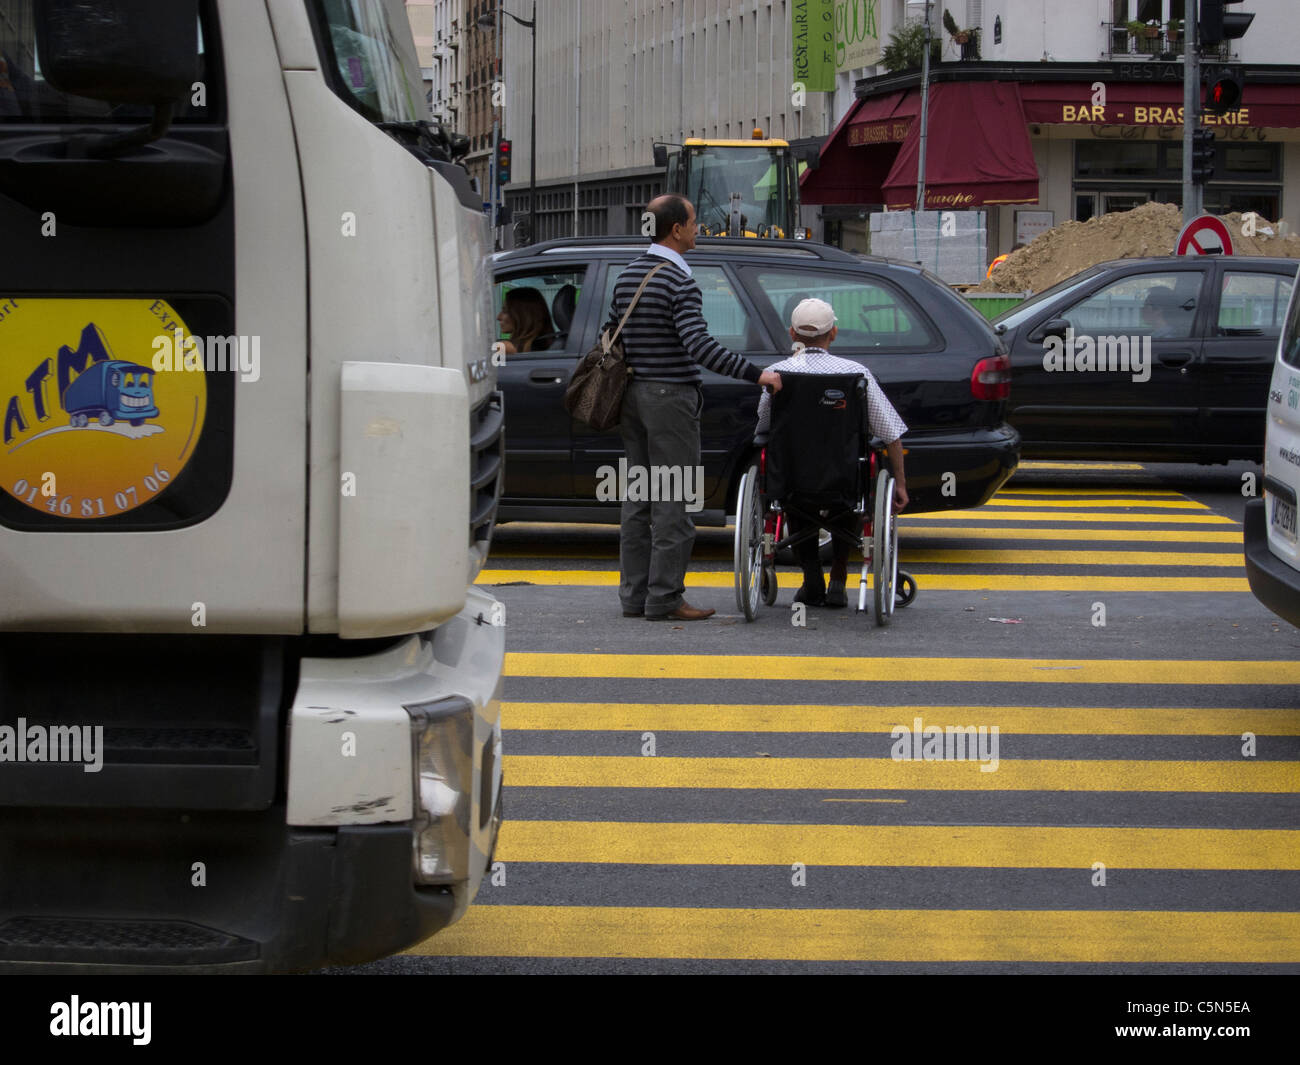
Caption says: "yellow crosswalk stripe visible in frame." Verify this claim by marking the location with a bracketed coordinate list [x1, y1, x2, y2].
[504, 755, 1296, 792]
[898, 527, 1241, 543]
[479, 570, 1251, 591]
[996, 487, 1187, 496]
[410, 906, 1300, 962]
[492, 544, 1244, 563]
[899, 549, 1242, 566]
[979, 497, 1210, 510]
[497, 822, 1300, 869]
[489, 527, 1244, 560]
[502, 702, 1300, 735]
[505, 653, 1296, 685]
[904, 510, 1235, 523]
[1018, 461, 1147, 470]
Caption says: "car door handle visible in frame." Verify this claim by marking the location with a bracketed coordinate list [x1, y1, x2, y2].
[1157, 351, 1194, 369]
[529, 369, 565, 384]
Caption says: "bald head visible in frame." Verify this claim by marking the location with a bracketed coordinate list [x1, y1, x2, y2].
[648, 194, 694, 247]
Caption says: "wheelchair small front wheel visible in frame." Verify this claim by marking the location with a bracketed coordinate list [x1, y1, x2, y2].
[761, 563, 779, 605]
[896, 572, 917, 609]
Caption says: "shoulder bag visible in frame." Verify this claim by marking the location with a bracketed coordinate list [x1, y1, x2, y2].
[563, 261, 668, 431]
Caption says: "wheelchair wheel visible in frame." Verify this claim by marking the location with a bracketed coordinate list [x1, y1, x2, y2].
[733, 464, 763, 621]
[872, 468, 897, 627]
[896, 572, 917, 609]
[761, 563, 779, 605]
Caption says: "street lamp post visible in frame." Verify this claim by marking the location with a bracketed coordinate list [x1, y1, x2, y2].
[478, 2, 537, 244]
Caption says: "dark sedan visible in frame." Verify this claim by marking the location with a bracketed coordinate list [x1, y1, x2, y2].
[993, 255, 1298, 463]
[492, 237, 1020, 525]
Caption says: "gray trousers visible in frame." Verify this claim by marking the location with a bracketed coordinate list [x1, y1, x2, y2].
[617, 378, 702, 616]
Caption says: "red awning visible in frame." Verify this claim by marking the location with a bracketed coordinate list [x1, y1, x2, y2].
[1020, 81, 1300, 128]
[800, 95, 903, 205]
[846, 89, 918, 146]
[881, 82, 1040, 210]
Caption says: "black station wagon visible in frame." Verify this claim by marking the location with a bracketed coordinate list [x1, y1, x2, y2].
[993, 256, 1298, 464]
[492, 237, 1020, 525]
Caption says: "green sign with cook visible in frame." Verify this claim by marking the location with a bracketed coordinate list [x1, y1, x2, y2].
[793, 0, 882, 91]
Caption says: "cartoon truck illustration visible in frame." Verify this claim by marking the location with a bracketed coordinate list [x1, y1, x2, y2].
[64, 359, 158, 427]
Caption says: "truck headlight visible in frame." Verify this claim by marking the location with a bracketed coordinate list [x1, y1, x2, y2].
[407, 696, 474, 884]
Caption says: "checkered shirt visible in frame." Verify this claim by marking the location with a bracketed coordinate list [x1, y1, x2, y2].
[755, 347, 908, 442]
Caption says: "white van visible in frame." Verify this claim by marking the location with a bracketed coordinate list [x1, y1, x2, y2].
[0, 0, 503, 971]
[1245, 276, 1300, 627]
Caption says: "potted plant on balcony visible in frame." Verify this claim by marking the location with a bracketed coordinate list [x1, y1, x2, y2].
[942, 10, 967, 42]
[1168, 17, 1183, 43]
[942, 9, 980, 59]
[1126, 18, 1146, 51]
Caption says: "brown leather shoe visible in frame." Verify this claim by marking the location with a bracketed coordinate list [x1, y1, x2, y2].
[646, 601, 715, 621]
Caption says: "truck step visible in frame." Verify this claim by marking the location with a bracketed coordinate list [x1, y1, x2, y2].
[0, 916, 258, 965]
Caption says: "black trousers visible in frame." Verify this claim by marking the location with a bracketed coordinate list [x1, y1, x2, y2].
[785, 507, 859, 584]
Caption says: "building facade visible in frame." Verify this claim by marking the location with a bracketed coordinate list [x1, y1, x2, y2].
[802, 0, 1300, 255]
[406, 0, 496, 197]
[498, 0, 887, 240]
[460, 0, 497, 199]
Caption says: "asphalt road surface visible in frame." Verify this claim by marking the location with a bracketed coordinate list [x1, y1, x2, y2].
[326, 459, 1300, 974]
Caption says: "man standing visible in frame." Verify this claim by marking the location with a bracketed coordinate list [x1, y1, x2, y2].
[756, 298, 908, 607]
[607, 194, 782, 621]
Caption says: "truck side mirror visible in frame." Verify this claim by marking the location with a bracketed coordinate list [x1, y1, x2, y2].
[35, 0, 199, 105]
[652, 144, 668, 169]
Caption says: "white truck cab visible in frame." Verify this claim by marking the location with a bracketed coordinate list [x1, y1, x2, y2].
[0, 0, 504, 971]
[1245, 270, 1300, 628]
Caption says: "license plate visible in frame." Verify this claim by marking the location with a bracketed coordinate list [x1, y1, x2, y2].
[1271, 494, 1297, 545]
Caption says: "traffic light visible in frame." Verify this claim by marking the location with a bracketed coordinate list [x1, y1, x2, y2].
[1203, 64, 1245, 116]
[496, 139, 512, 185]
[1191, 128, 1216, 185]
[1200, 0, 1255, 47]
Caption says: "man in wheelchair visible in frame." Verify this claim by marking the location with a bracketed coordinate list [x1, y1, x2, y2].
[754, 299, 908, 608]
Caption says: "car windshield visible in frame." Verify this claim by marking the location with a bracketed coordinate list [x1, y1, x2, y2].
[685, 146, 789, 235]
[993, 268, 1105, 331]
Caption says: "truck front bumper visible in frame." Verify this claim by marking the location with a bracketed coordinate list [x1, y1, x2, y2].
[0, 588, 504, 973]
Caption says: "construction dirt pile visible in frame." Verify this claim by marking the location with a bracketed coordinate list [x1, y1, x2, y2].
[976, 201, 1300, 294]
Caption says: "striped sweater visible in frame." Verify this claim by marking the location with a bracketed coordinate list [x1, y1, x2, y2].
[602, 252, 762, 385]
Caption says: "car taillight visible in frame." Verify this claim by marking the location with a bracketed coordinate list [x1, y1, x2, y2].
[971, 354, 1011, 401]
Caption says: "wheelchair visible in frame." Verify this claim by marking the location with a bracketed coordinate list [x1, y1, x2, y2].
[732, 372, 917, 625]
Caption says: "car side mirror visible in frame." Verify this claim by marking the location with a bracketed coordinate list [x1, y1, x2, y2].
[652, 144, 668, 169]
[1027, 317, 1070, 344]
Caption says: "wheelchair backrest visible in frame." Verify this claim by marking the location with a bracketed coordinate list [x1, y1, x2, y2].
[765, 372, 867, 507]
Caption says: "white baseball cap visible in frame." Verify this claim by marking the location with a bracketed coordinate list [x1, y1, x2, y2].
[790, 298, 837, 337]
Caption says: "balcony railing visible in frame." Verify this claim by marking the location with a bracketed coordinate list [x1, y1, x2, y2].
[1101, 23, 1236, 60]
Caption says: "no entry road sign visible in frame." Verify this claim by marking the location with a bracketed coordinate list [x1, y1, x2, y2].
[1176, 215, 1234, 256]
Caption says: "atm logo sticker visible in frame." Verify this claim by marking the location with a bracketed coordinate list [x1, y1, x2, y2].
[0, 299, 206, 519]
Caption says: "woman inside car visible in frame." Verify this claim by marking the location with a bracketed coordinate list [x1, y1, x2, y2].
[497, 286, 557, 354]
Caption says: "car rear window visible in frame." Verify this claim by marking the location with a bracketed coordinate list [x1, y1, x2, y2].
[750, 269, 935, 349]
[1218, 270, 1294, 337]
